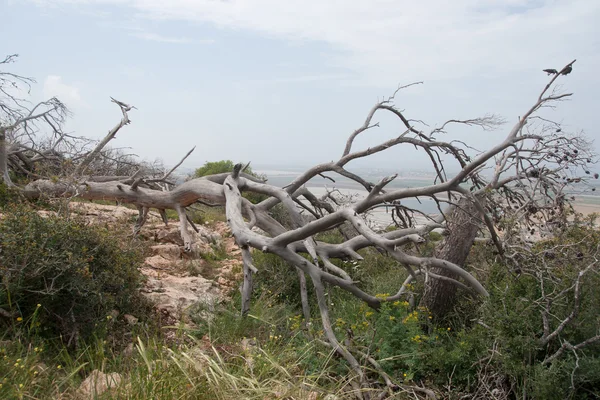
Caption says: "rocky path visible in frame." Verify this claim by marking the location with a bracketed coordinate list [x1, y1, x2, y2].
[69, 202, 243, 322]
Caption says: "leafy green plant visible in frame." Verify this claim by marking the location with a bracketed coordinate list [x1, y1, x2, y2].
[0, 204, 151, 345]
[194, 160, 268, 204]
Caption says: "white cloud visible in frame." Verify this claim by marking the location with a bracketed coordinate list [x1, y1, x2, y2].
[247, 73, 354, 85]
[96, 18, 213, 44]
[43, 75, 82, 107]
[28, 0, 600, 85]
[131, 31, 206, 44]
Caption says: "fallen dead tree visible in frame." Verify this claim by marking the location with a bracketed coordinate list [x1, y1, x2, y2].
[15, 60, 597, 395]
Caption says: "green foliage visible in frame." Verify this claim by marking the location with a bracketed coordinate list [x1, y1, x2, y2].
[250, 218, 600, 397]
[0, 182, 54, 211]
[194, 160, 237, 177]
[0, 205, 151, 345]
[430, 220, 600, 398]
[354, 248, 411, 293]
[428, 231, 443, 242]
[315, 229, 345, 244]
[192, 291, 293, 345]
[194, 160, 268, 204]
[0, 327, 348, 400]
[252, 251, 311, 307]
[198, 242, 229, 262]
[0, 182, 22, 207]
[3, 182, 598, 398]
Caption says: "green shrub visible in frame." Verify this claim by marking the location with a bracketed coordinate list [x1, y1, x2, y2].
[0, 182, 22, 207]
[194, 160, 237, 177]
[252, 251, 311, 307]
[431, 221, 600, 398]
[0, 205, 150, 345]
[428, 231, 443, 242]
[194, 160, 268, 204]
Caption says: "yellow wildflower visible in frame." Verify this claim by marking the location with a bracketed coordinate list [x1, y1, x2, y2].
[16, 317, 23, 322]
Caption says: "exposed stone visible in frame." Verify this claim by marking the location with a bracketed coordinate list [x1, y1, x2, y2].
[70, 202, 161, 225]
[185, 347, 209, 373]
[153, 224, 222, 247]
[156, 228, 186, 245]
[77, 370, 121, 399]
[144, 254, 176, 270]
[57, 203, 243, 325]
[36, 210, 58, 218]
[240, 337, 258, 369]
[149, 244, 181, 261]
[123, 314, 138, 325]
[122, 343, 135, 357]
[141, 275, 221, 317]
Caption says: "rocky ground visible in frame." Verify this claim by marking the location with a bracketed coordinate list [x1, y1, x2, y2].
[68, 202, 244, 325]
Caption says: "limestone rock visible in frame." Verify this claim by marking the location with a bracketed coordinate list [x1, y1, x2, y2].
[123, 314, 138, 325]
[149, 244, 181, 261]
[141, 275, 221, 317]
[122, 343, 135, 357]
[70, 202, 161, 225]
[144, 254, 174, 270]
[77, 370, 121, 399]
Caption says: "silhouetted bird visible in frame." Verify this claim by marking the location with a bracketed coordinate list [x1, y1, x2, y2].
[560, 65, 573, 75]
[543, 68, 558, 75]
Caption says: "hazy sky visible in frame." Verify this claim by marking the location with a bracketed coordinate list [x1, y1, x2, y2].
[2, 0, 599, 172]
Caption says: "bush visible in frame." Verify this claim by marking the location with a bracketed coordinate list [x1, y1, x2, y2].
[252, 251, 310, 307]
[0, 205, 150, 345]
[0, 182, 22, 207]
[194, 160, 268, 204]
[194, 160, 237, 177]
[427, 220, 600, 398]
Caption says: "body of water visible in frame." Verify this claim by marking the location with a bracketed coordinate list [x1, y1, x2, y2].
[306, 186, 442, 228]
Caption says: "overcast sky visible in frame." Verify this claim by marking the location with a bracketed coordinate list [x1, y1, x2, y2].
[2, 0, 599, 172]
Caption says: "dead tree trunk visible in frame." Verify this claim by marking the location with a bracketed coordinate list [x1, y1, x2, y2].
[420, 196, 483, 319]
[0, 128, 14, 186]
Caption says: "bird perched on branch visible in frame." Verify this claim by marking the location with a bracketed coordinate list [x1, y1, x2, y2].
[560, 65, 573, 75]
[543, 68, 558, 75]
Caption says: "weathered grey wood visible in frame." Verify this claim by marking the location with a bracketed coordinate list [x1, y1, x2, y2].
[74, 98, 133, 176]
